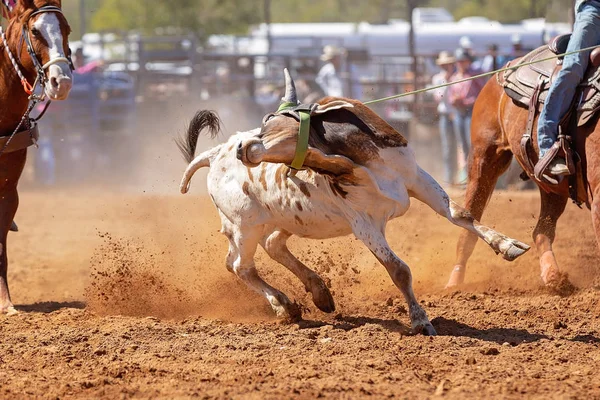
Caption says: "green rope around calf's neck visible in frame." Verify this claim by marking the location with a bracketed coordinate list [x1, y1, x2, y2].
[289, 110, 310, 170]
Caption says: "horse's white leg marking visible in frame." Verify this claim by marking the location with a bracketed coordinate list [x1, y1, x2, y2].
[408, 167, 530, 260]
[352, 220, 436, 335]
[229, 224, 300, 320]
[260, 227, 335, 313]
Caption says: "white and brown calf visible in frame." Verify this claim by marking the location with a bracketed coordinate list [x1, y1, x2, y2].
[178, 72, 530, 335]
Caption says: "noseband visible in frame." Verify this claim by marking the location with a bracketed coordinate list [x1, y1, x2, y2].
[1, 5, 72, 97]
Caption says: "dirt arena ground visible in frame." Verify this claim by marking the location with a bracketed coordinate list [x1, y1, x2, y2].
[0, 99, 598, 398]
[0, 186, 599, 399]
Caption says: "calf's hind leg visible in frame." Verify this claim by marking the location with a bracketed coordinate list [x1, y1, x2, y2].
[226, 224, 301, 321]
[407, 167, 530, 280]
[260, 227, 335, 313]
[353, 222, 436, 336]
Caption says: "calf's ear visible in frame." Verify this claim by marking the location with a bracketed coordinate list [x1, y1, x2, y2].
[305, 147, 355, 175]
[313, 100, 354, 115]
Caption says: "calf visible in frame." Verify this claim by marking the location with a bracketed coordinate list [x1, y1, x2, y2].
[178, 70, 530, 335]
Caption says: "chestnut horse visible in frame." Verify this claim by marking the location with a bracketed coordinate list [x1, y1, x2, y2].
[0, 0, 72, 314]
[445, 62, 599, 289]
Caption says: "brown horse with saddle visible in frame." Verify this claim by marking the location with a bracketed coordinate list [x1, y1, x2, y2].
[0, 0, 72, 314]
[446, 34, 600, 290]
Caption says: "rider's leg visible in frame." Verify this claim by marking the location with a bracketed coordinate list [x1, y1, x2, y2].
[537, 2, 600, 173]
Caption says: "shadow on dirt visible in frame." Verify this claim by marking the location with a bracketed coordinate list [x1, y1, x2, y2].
[571, 334, 600, 344]
[432, 316, 549, 344]
[297, 315, 412, 335]
[17, 301, 86, 313]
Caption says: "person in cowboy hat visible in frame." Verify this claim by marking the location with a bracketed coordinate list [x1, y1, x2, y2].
[447, 48, 485, 181]
[1, 0, 16, 19]
[536, 0, 600, 178]
[432, 51, 458, 184]
[315, 44, 346, 97]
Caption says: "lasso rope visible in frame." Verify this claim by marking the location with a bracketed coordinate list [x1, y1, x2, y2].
[364, 43, 600, 105]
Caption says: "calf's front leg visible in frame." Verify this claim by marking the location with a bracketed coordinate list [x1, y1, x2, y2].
[353, 221, 436, 336]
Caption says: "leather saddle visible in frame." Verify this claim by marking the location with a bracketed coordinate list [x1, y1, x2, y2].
[498, 34, 600, 205]
[500, 34, 600, 126]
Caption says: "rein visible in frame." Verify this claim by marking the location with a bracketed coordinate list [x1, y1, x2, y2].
[0, 5, 69, 158]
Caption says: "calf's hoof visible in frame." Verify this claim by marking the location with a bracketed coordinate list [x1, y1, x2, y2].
[1, 305, 18, 316]
[413, 322, 437, 336]
[445, 265, 465, 288]
[268, 293, 302, 322]
[308, 276, 336, 313]
[500, 239, 530, 261]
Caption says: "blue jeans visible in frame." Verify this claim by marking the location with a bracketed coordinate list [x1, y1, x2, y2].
[538, 0, 600, 156]
[452, 108, 472, 170]
[439, 113, 456, 183]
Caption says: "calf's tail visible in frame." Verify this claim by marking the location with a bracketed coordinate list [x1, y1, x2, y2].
[176, 110, 222, 194]
[175, 110, 222, 163]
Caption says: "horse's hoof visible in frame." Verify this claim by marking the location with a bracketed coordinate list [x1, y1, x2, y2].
[445, 265, 465, 288]
[414, 322, 437, 336]
[501, 239, 530, 261]
[540, 250, 559, 285]
[309, 277, 336, 313]
[1, 305, 18, 316]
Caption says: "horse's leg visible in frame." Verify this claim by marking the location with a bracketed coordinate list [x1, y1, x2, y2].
[260, 227, 335, 313]
[0, 152, 24, 315]
[533, 189, 568, 285]
[447, 146, 514, 287]
[0, 188, 19, 315]
[229, 223, 301, 320]
[585, 137, 600, 281]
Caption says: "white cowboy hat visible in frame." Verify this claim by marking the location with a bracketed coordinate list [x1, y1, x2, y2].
[436, 51, 455, 66]
[320, 45, 346, 61]
[459, 36, 473, 49]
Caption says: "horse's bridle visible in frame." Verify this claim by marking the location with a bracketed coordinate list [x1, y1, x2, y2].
[1, 5, 72, 97]
[0, 5, 72, 157]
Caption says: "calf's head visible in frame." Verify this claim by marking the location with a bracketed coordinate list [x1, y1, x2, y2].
[237, 69, 407, 175]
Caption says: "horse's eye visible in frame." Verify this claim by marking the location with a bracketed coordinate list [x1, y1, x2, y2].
[31, 28, 41, 37]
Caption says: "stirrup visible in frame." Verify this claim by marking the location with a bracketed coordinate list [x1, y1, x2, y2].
[534, 143, 563, 185]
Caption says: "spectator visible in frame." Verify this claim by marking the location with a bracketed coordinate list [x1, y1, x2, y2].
[508, 34, 526, 61]
[432, 51, 457, 184]
[1, 0, 15, 19]
[478, 44, 506, 73]
[447, 48, 485, 179]
[316, 45, 345, 97]
[72, 47, 103, 75]
[459, 35, 477, 62]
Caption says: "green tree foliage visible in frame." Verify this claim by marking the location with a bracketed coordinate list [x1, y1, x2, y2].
[270, 0, 407, 24]
[86, 0, 261, 37]
[430, 0, 572, 23]
[60, 0, 574, 41]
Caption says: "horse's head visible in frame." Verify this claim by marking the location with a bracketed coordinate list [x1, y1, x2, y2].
[6, 0, 72, 100]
